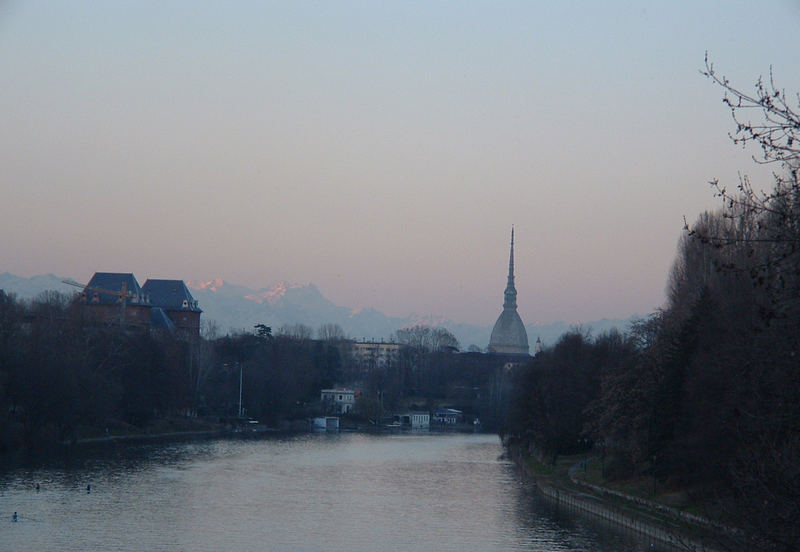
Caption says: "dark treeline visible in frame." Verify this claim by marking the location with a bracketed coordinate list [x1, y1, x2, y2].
[0, 297, 349, 448]
[0, 291, 198, 447]
[0, 291, 221, 446]
[210, 326, 343, 425]
[214, 323, 501, 428]
[0, 293, 505, 452]
[503, 60, 800, 551]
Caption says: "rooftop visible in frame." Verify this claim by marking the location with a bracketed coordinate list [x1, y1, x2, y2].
[142, 279, 201, 312]
[84, 272, 146, 305]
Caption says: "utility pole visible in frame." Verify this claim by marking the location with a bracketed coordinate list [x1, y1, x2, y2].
[237, 363, 243, 418]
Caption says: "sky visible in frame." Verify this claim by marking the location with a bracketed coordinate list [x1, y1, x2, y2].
[1, 1, 799, 326]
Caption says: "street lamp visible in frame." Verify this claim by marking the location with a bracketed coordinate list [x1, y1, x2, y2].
[237, 362, 243, 418]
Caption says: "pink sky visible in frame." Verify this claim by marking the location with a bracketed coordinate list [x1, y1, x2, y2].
[1, 2, 798, 325]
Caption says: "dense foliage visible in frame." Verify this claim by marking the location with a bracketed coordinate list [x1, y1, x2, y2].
[0, 297, 507, 451]
[504, 61, 800, 551]
[209, 329, 342, 425]
[0, 292, 196, 447]
[0, 295, 345, 449]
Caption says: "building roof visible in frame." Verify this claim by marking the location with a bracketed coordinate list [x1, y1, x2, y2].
[150, 307, 176, 332]
[84, 272, 146, 305]
[142, 279, 201, 312]
[489, 309, 529, 354]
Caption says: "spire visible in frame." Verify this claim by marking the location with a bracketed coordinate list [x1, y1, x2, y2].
[503, 226, 517, 310]
[488, 225, 529, 355]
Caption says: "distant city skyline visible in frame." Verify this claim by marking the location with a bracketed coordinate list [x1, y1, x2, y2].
[2, 2, 798, 326]
[0, 271, 637, 350]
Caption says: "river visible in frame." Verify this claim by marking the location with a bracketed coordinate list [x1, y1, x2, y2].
[1, 432, 668, 551]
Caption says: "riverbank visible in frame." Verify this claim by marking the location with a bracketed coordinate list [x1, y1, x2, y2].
[505, 440, 725, 551]
[0, 416, 316, 455]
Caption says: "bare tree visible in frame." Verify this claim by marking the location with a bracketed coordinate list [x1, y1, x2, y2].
[691, 56, 800, 279]
[431, 327, 460, 352]
[277, 323, 313, 341]
[317, 323, 346, 342]
[702, 53, 799, 170]
[394, 324, 459, 352]
[682, 57, 800, 552]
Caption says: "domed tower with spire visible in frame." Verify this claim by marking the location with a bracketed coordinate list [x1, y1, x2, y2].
[488, 227, 529, 355]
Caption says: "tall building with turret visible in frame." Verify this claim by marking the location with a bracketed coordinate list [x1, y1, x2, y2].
[488, 228, 529, 355]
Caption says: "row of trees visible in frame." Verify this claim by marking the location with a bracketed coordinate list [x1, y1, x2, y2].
[208, 327, 343, 425]
[0, 292, 196, 447]
[504, 60, 800, 552]
[0, 292, 356, 449]
[0, 289, 508, 451]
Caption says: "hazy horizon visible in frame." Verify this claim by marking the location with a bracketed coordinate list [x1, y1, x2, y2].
[2, 1, 798, 326]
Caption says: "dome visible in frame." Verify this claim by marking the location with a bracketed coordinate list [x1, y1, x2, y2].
[488, 309, 529, 354]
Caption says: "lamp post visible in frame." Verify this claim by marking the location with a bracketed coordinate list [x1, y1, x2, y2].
[237, 362, 243, 418]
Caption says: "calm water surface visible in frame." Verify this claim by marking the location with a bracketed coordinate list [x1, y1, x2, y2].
[1, 433, 663, 551]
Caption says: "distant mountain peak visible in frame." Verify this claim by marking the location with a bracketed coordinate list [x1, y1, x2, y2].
[187, 278, 226, 292]
[243, 281, 319, 305]
[0, 272, 638, 349]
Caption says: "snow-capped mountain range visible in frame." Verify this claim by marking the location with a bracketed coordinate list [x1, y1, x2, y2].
[0, 272, 638, 349]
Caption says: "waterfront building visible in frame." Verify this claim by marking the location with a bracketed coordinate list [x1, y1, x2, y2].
[320, 388, 356, 414]
[488, 228, 530, 355]
[398, 411, 430, 429]
[312, 416, 340, 431]
[74, 272, 201, 337]
[142, 279, 202, 339]
[433, 408, 463, 425]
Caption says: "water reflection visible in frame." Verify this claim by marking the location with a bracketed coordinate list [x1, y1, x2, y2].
[1, 433, 669, 552]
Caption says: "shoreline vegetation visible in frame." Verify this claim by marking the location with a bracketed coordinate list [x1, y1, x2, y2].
[505, 438, 725, 551]
[499, 61, 800, 552]
[0, 289, 505, 456]
[1, 414, 485, 457]
[1, 416, 270, 454]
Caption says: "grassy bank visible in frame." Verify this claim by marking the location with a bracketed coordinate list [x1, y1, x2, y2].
[508, 443, 724, 551]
